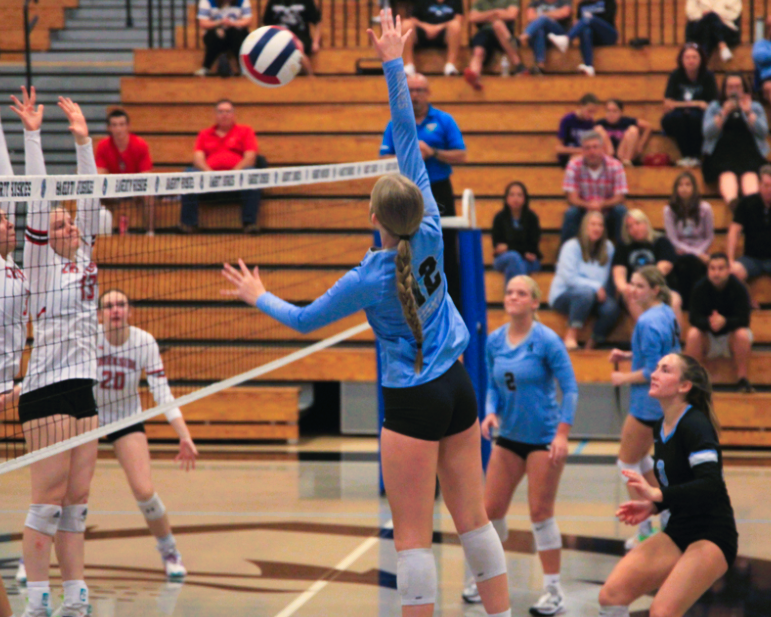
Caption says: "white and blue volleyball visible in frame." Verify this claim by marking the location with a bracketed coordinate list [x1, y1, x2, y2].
[239, 26, 303, 88]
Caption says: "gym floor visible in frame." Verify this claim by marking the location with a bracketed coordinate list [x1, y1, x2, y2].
[0, 438, 769, 617]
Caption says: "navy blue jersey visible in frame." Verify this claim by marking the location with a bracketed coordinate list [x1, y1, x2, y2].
[485, 322, 578, 444]
[257, 58, 469, 388]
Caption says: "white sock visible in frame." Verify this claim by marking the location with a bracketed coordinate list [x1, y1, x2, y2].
[544, 573, 561, 589]
[157, 533, 177, 554]
[659, 509, 671, 530]
[488, 611, 511, 617]
[26, 581, 51, 612]
[599, 606, 630, 617]
[638, 519, 653, 536]
[62, 580, 88, 607]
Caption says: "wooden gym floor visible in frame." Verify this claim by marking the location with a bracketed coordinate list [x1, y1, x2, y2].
[0, 438, 769, 616]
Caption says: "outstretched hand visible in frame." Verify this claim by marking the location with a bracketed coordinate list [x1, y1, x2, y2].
[175, 437, 198, 471]
[221, 259, 267, 306]
[10, 86, 44, 132]
[616, 500, 655, 525]
[366, 9, 412, 63]
[57, 97, 89, 145]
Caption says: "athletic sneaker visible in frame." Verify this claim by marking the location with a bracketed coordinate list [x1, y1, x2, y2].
[547, 33, 569, 53]
[529, 585, 565, 616]
[624, 525, 658, 551]
[720, 45, 733, 62]
[444, 62, 459, 76]
[16, 558, 27, 585]
[463, 67, 482, 91]
[461, 580, 482, 604]
[162, 551, 188, 579]
[21, 606, 51, 617]
[577, 63, 596, 77]
[50, 603, 91, 617]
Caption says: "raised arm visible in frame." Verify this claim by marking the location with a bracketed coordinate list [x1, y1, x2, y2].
[368, 10, 439, 222]
[0, 112, 14, 225]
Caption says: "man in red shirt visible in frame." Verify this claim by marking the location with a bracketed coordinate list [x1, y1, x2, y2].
[180, 99, 263, 233]
[96, 109, 156, 234]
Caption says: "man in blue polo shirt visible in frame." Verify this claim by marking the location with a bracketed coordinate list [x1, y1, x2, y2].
[380, 72, 467, 306]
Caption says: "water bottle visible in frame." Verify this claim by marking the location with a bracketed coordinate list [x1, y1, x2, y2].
[119, 214, 129, 236]
[500, 55, 510, 77]
[756, 17, 766, 42]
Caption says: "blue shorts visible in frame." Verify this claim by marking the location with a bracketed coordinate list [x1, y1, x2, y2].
[737, 255, 771, 279]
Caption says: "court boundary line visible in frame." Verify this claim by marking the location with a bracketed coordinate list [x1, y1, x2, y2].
[272, 519, 393, 617]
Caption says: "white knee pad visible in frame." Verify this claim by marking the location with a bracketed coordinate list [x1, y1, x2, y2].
[532, 517, 562, 552]
[25, 504, 63, 537]
[460, 522, 507, 583]
[491, 517, 509, 543]
[396, 548, 436, 606]
[58, 504, 88, 533]
[617, 459, 642, 483]
[639, 455, 654, 475]
[599, 606, 630, 617]
[138, 493, 166, 521]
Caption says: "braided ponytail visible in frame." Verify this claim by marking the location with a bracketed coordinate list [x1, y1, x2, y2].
[676, 353, 721, 437]
[371, 174, 426, 374]
[395, 238, 424, 373]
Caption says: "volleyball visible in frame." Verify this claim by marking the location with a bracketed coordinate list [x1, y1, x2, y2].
[239, 26, 303, 88]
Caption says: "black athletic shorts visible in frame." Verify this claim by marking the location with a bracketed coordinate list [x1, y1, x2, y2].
[496, 436, 550, 460]
[664, 519, 738, 567]
[382, 360, 478, 441]
[470, 26, 514, 59]
[416, 27, 447, 48]
[104, 421, 146, 444]
[631, 415, 660, 430]
[18, 378, 98, 424]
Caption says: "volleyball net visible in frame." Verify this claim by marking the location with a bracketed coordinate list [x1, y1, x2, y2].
[0, 159, 487, 476]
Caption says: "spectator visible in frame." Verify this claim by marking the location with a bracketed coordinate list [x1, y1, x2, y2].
[685, 252, 753, 393]
[685, 0, 741, 62]
[547, 0, 618, 77]
[379, 73, 467, 307]
[727, 165, 771, 291]
[180, 99, 264, 234]
[702, 72, 768, 210]
[560, 130, 627, 244]
[491, 181, 542, 284]
[595, 99, 652, 166]
[661, 42, 718, 168]
[195, 0, 253, 77]
[95, 109, 155, 235]
[402, 0, 463, 76]
[463, 0, 525, 90]
[556, 92, 607, 167]
[263, 0, 322, 58]
[664, 171, 714, 310]
[549, 211, 620, 350]
[612, 209, 683, 322]
[518, 0, 573, 75]
[752, 17, 771, 104]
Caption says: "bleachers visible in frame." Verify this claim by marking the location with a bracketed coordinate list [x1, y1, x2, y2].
[0, 3, 70, 53]
[98, 18, 771, 445]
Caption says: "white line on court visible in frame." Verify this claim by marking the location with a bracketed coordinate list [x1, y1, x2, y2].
[272, 519, 394, 617]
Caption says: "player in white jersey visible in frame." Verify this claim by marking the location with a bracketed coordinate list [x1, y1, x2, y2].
[96, 288, 198, 579]
[12, 88, 100, 617]
[0, 110, 28, 417]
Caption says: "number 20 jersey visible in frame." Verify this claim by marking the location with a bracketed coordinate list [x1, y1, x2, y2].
[95, 325, 180, 425]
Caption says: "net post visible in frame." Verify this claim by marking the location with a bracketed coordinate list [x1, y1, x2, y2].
[457, 227, 490, 470]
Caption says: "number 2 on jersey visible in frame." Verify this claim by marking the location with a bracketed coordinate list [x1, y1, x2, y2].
[412, 256, 442, 307]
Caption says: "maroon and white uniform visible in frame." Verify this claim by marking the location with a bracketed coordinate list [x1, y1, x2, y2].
[22, 129, 100, 394]
[95, 325, 181, 425]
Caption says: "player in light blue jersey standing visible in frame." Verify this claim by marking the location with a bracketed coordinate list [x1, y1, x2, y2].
[464, 275, 577, 616]
[609, 265, 681, 550]
[221, 10, 511, 617]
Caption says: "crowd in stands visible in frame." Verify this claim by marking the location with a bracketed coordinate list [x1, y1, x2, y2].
[92, 0, 771, 391]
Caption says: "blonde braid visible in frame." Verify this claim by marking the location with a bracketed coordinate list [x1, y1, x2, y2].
[395, 238, 424, 373]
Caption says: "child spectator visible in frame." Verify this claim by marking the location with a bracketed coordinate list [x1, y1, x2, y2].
[664, 171, 714, 310]
[595, 99, 652, 166]
[519, 0, 573, 75]
[556, 92, 607, 167]
[547, 0, 617, 77]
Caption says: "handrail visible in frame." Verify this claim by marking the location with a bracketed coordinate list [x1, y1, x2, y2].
[23, 0, 39, 92]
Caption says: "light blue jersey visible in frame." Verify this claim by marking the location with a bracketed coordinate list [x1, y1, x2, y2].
[485, 322, 578, 445]
[257, 58, 469, 388]
[630, 302, 681, 422]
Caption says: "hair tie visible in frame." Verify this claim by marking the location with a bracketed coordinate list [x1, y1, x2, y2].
[398, 234, 411, 241]
[416, 342, 423, 349]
